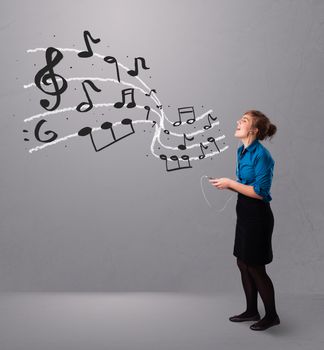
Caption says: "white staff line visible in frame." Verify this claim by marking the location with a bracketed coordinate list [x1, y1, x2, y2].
[28, 117, 227, 157]
[26, 48, 216, 128]
[24, 75, 213, 129]
[26, 47, 162, 117]
[24, 77, 154, 113]
[26, 47, 229, 160]
[156, 134, 226, 151]
[24, 101, 219, 137]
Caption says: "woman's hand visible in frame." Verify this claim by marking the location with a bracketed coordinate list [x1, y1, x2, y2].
[209, 177, 233, 190]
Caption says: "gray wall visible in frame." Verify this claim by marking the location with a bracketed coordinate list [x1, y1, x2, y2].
[1, 0, 323, 293]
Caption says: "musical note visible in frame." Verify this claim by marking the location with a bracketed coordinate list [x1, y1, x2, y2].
[103, 55, 120, 83]
[207, 137, 220, 153]
[127, 57, 150, 77]
[34, 47, 68, 111]
[178, 133, 194, 150]
[78, 30, 101, 58]
[114, 88, 136, 108]
[144, 105, 151, 120]
[77, 80, 102, 113]
[145, 89, 156, 97]
[78, 118, 135, 152]
[34, 119, 58, 143]
[164, 129, 170, 134]
[159, 154, 192, 172]
[198, 142, 208, 159]
[173, 106, 196, 127]
[203, 113, 217, 130]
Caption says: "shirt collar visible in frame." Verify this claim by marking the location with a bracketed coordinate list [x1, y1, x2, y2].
[239, 139, 259, 153]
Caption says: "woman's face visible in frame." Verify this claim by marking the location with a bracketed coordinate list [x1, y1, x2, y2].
[234, 114, 254, 139]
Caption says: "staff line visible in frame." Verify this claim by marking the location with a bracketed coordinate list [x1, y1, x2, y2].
[26, 47, 162, 119]
[27, 117, 226, 157]
[26, 47, 229, 161]
[24, 101, 218, 137]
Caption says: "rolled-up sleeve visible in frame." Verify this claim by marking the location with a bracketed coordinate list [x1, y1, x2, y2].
[253, 152, 274, 202]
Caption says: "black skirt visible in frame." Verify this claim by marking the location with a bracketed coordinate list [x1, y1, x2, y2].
[233, 193, 274, 265]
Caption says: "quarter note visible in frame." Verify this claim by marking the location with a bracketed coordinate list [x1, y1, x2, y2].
[103, 55, 120, 83]
[145, 89, 156, 97]
[76, 80, 101, 113]
[78, 118, 135, 152]
[178, 133, 194, 150]
[144, 105, 151, 120]
[159, 154, 192, 172]
[198, 142, 208, 159]
[78, 30, 101, 58]
[34, 47, 68, 111]
[203, 113, 217, 130]
[127, 57, 150, 77]
[114, 88, 136, 108]
[207, 136, 220, 153]
[173, 106, 196, 127]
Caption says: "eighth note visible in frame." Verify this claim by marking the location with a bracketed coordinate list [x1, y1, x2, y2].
[127, 57, 150, 77]
[78, 118, 135, 152]
[207, 136, 220, 153]
[144, 105, 151, 120]
[103, 55, 120, 83]
[203, 113, 217, 130]
[145, 89, 156, 97]
[173, 106, 196, 127]
[178, 133, 194, 150]
[114, 88, 136, 108]
[77, 80, 102, 112]
[159, 154, 192, 172]
[78, 30, 101, 58]
[198, 142, 208, 159]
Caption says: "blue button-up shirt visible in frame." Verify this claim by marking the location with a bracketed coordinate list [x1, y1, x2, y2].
[236, 139, 275, 202]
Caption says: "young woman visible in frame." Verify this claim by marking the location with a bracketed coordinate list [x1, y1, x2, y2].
[209, 110, 280, 331]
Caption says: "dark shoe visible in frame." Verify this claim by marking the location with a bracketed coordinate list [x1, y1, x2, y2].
[229, 312, 261, 322]
[250, 315, 280, 331]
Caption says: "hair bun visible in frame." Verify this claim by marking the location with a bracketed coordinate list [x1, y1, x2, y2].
[267, 123, 277, 139]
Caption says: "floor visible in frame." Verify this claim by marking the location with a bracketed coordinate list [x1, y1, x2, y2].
[0, 292, 323, 350]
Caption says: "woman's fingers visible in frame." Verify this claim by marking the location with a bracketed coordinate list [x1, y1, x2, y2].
[209, 178, 222, 188]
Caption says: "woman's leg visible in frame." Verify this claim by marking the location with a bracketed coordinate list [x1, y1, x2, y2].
[247, 264, 279, 322]
[236, 258, 258, 316]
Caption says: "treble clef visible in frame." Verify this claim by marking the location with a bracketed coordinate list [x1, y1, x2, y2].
[34, 47, 68, 111]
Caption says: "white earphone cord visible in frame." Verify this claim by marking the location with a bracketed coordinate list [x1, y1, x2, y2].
[200, 175, 234, 213]
[200, 140, 241, 213]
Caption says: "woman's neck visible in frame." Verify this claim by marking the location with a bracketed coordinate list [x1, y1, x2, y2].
[241, 136, 257, 149]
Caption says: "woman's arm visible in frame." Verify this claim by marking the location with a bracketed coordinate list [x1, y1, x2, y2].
[209, 178, 263, 200]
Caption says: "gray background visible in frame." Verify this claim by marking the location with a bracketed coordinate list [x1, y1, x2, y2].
[1, 0, 324, 295]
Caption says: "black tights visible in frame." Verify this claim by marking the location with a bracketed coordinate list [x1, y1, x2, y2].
[236, 258, 278, 319]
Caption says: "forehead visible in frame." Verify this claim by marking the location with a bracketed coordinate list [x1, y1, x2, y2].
[241, 114, 252, 121]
